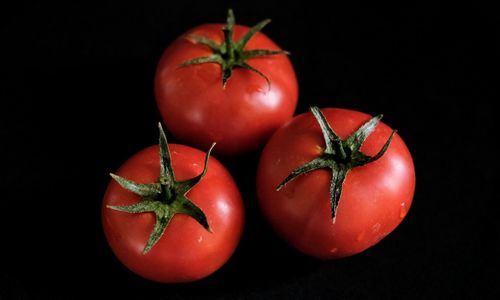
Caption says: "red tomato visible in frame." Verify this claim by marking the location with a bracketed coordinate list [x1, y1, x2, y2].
[155, 11, 298, 155]
[102, 141, 244, 282]
[256, 108, 415, 259]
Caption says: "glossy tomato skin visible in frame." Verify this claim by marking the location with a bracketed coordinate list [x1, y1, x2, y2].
[257, 108, 415, 259]
[155, 24, 298, 155]
[102, 144, 244, 282]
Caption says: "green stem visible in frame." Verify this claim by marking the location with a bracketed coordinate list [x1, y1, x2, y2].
[276, 107, 397, 223]
[107, 123, 214, 253]
[180, 9, 288, 87]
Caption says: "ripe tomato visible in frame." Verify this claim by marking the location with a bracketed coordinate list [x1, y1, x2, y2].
[256, 107, 415, 259]
[102, 125, 244, 282]
[155, 10, 298, 155]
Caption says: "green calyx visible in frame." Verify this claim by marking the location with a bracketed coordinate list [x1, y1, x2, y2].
[107, 123, 215, 254]
[181, 8, 289, 87]
[276, 107, 397, 223]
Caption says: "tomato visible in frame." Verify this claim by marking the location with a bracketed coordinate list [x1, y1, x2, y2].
[155, 10, 298, 155]
[102, 125, 244, 282]
[256, 107, 415, 259]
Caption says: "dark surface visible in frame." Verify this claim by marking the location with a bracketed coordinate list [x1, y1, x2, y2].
[1, 1, 497, 299]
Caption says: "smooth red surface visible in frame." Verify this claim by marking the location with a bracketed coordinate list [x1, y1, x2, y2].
[155, 24, 298, 155]
[102, 144, 244, 282]
[257, 108, 415, 259]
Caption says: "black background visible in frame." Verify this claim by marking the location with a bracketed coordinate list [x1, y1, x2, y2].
[1, 0, 498, 298]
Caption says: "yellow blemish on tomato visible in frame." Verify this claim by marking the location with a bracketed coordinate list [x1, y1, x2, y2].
[315, 145, 324, 155]
[400, 202, 407, 219]
[330, 247, 338, 253]
[356, 230, 366, 241]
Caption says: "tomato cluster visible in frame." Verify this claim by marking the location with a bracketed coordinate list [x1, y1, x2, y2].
[102, 9, 415, 283]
